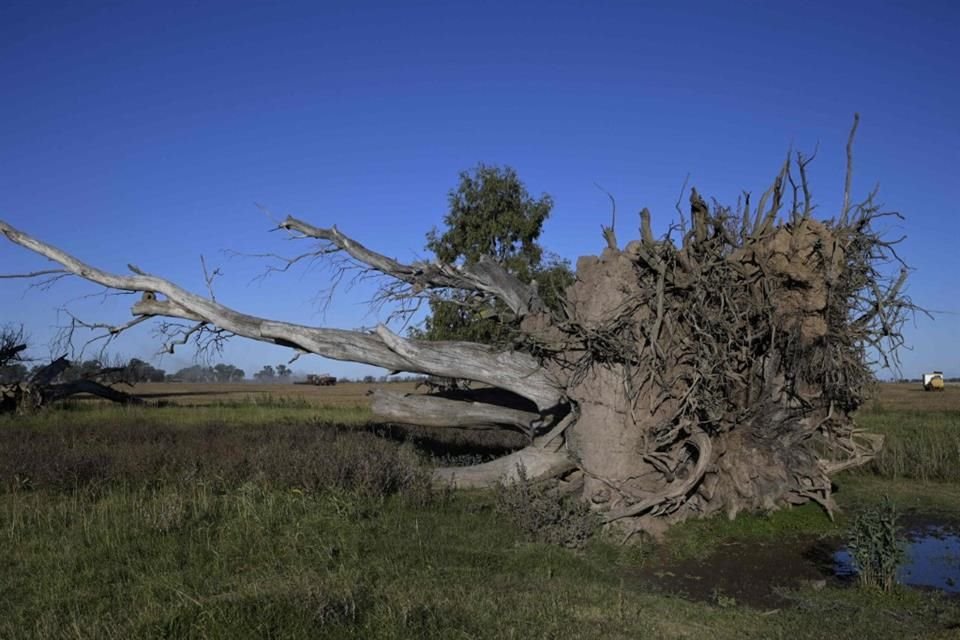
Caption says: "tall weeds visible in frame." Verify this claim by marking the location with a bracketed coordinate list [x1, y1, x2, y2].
[0, 419, 436, 501]
[846, 496, 905, 592]
[855, 411, 960, 482]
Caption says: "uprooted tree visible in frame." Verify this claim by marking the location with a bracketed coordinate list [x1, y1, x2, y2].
[0, 117, 913, 534]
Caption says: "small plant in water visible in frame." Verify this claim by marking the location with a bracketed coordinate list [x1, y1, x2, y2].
[847, 496, 906, 592]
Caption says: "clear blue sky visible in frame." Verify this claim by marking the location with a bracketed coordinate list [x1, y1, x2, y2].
[1, 0, 957, 379]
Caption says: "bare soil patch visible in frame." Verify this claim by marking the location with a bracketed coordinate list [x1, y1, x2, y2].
[631, 537, 843, 608]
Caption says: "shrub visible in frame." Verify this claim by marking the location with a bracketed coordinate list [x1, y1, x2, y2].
[494, 463, 598, 549]
[0, 421, 440, 503]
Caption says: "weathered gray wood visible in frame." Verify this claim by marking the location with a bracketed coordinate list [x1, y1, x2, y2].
[434, 445, 575, 488]
[0, 221, 563, 411]
[278, 216, 542, 317]
[371, 389, 539, 432]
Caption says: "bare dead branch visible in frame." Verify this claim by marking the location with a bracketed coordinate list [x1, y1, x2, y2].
[639, 208, 654, 246]
[0, 220, 563, 409]
[277, 216, 543, 318]
[674, 173, 690, 237]
[200, 255, 221, 302]
[0, 269, 69, 279]
[842, 113, 860, 223]
[595, 183, 619, 250]
[796, 142, 818, 219]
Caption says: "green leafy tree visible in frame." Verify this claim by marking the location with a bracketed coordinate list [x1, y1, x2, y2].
[126, 358, 167, 383]
[213, 363, 245, 383]
[416, 164, 572, 345]
[61, 359, 110, 382]
[253, 365, 275, 381]
[173, 364, 215, 383]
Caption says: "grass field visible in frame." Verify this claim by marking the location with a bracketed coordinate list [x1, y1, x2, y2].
[1, 382, 959, 638]
[126, 380, 420, 407]
[856, 383, 960, 482]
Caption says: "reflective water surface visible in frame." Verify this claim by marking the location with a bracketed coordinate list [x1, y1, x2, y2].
[834, 525, 960, 593]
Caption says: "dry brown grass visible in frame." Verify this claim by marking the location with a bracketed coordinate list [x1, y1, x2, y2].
[0, 417, 441, 498]
[96, 379, 960, 416]
[866, 382, 960, 413]
[125, 380, 420, 407]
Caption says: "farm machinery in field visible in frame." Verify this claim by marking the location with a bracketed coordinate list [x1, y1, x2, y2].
[923, 372, 945, 391]
[297, 374, 337, 386]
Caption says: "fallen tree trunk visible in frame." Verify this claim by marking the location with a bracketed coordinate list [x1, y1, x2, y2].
[371, 389, 541, 433]
[436, 445, 577, 488]
[1, 377, 144, 414]
[0, 342, 26, 365]
[0, 119, 913, 533]
[44, 379, 145, 406]
[0, 356, 144, 414]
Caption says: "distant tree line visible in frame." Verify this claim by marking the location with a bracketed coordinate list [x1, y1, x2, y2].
[252, 364, 291, 381]
[1, 322, 434, 386]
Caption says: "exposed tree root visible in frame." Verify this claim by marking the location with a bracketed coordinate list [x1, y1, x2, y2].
[603, 427, 712, 523]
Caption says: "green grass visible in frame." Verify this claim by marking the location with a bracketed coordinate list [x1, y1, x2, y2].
[658, 472, 960, 564]
[2, 399, 960, 638]
[661, 501, 839, 561]
[834, 473, 960, 519]
[4, 483, 960, 639]
[855, 409, 960, 482]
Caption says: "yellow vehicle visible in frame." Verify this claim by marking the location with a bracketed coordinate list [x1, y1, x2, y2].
[923, 372, 945, 391]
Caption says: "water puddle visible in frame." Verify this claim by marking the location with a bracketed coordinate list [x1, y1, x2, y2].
[833, 525, 960, 593]
[632, 523, 960, 608]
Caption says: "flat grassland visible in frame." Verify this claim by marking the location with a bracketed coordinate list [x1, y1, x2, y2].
[868, 381, 960, 413]
[1, 382, 959, 639]
[126, 380, 420, 406]
[101, 378, 960, 409]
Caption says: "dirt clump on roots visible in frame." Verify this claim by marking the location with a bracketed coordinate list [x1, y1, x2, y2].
[533, 173, 909, 536]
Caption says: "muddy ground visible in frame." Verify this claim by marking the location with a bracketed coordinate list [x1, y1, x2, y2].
[634, 515, 960, 608]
